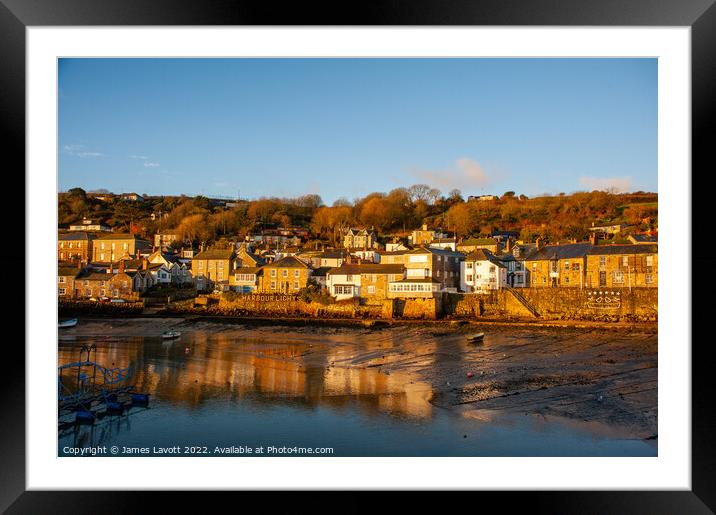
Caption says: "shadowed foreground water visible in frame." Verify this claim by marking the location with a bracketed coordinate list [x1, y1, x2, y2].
[58, 329, 657, 457]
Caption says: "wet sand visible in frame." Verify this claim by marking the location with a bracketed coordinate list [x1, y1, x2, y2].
[61, 317, 657, 440]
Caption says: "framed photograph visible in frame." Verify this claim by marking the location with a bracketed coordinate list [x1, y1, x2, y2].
[3, 0, 711, 511]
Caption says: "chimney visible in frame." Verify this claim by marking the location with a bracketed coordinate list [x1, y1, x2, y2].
[422, 223, 428, 231]
[142, 257, 149, 270]
[589, 232, 597, 245]
[119, 260, 125, 274]
[536, 238, 544, 250]
[108, 261, 114, 274]
[506, 238, 514, 253]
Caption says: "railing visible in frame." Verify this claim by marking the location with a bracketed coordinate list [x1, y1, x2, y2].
[504, 285, 540, 318]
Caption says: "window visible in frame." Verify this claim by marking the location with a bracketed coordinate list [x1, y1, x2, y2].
[622, 256, 629, 267]
[646, 255, 653, 267]
[100, 280, 105, 286]
[58, 288, 66, 295]
[564, 276, 569, 284]
[270, 281, 276, 289]
[613, 271, 624, 283]
[293, 281, 299, 289]
[60, 242, 64, 248]
[532, 263, 537, 271]
[58, 276, 66, 283]
[466, 275, 473, 282]
[100, 289, 106, 296]
[123, 243, 128, 250]
[367, 285, 376, 294]
[294, 270, 299, 277]
[572, 263, 580, 271]
[466, 262, 473, 269]
[101, 243, 105, 250]
[346, 274, 353, 281]
[599, 256, 606, 266]
[282, 269, 288, 277]
[68, 242, 73, 249]
[271, 269, 276, 277]
[564, 261, 570, 270]
[490, 266, 496, 273]
[646, 273, 654, 284]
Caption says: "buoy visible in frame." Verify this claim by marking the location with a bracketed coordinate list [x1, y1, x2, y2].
[467, 372, 474, 378]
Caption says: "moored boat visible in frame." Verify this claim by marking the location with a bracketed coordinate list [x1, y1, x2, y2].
[466, 332, 485, 343]
[162, 330, 182, 339]
[58, 318, 78, 328]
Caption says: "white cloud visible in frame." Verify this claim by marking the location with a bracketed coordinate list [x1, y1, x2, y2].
[143, 162, 160, 168]
[411, 158, 492, 191]
[63, 144, 104, 158]
[129, 154, 148, 160]
[579, 176, 633, 193]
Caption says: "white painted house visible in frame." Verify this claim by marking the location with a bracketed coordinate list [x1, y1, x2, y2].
[325, 266, 362, 300]
[461, 249, 508, 293]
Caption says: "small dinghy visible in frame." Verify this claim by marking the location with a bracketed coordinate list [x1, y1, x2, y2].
[58, 318, 78, 328]
[466, 332, 485, 343]
[162, 330, 182, 339]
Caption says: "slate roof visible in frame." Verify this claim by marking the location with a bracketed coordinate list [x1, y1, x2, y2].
[526, 243, 594, 261]
[327, 263, 404, 276]
[58, 266, 81, 277]
[310, 266, 332, 278]
[464, 248, 506, 267]
[587, 244, 657, 255]
[59, 232, 93, 241]
[262, 255, 309, 268]
[459, 238, 498, 246]
[629, 234, 658, 243]
[193, 249, 235, 260]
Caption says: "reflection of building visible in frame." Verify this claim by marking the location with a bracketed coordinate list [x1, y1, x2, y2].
[57, 332, 434, 419]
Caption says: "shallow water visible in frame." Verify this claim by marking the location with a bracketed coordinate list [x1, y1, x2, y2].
[57, 330, 657, 457]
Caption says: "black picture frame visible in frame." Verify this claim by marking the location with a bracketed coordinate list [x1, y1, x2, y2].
[2, 0, 712, 511]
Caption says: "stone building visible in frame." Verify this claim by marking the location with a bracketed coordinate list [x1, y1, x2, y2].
[58, 232, 95, 262]
[343, 228, 378, 250]
[192, 248, 236, 291]
[258, 256, 311, 293]
[92, 233, 152, 262]
[524, 243, 592, 287]
[58, 263, 82, 298]
[585, 244, 658, 288]
[386, 246, 462, 297]
[326, 263, 404, 301]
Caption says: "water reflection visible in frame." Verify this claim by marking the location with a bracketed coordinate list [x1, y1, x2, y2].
[58, 331, 435, 420]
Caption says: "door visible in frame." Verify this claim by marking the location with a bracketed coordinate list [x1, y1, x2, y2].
[599, 271, 606, 287]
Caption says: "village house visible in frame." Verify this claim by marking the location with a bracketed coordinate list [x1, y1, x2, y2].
[58, 232, 95, 262]
[119, 192, 145, 202]
[343, 228, 378, 250]
[588, 223, 628, 240]
[92, 233, 152, 262]
[585, 244, 658, 288]
[154, 231, 181, 249]
[235, 243, 266, 268]
[428, 238, 457, 251]
[385, 241, 411, 252]
[192, 248, 236, 291]
[68, 218, 111, 232]
[309, 267, 331, 291]
[326, 263, 405, 301]
[457, 237, 499, 254]
[387, 246, 462, 297]
[467, 194, 498, 202]
[74, 270, 114, 299]
[310, 249, 351, 268]
[408, 224, 448, 246]
[147, 251, 193, 285]
[258, 256, 312, 293]
[628, 233, 658, 245]
[460, 249, 508, 293]
[524, 242, 592, 287]
[58, 263, 82, 298]
[229, 266, 261, 293]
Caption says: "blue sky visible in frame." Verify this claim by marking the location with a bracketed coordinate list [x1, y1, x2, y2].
[59, 58, 657, 203]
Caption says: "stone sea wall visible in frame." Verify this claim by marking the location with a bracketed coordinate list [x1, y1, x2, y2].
[166, 287, 657, 322]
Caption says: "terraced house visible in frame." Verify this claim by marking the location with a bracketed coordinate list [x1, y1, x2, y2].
[460, 249, 508, 292]
[92, 233, 152, 262]
[58, 231, 95, 262]
[585, 244, 658, 288]
[258, 256, 311, 293]
[524, 243, 592, 287]
[387, 246, 462, 298]
[326, 263, 404, 301]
